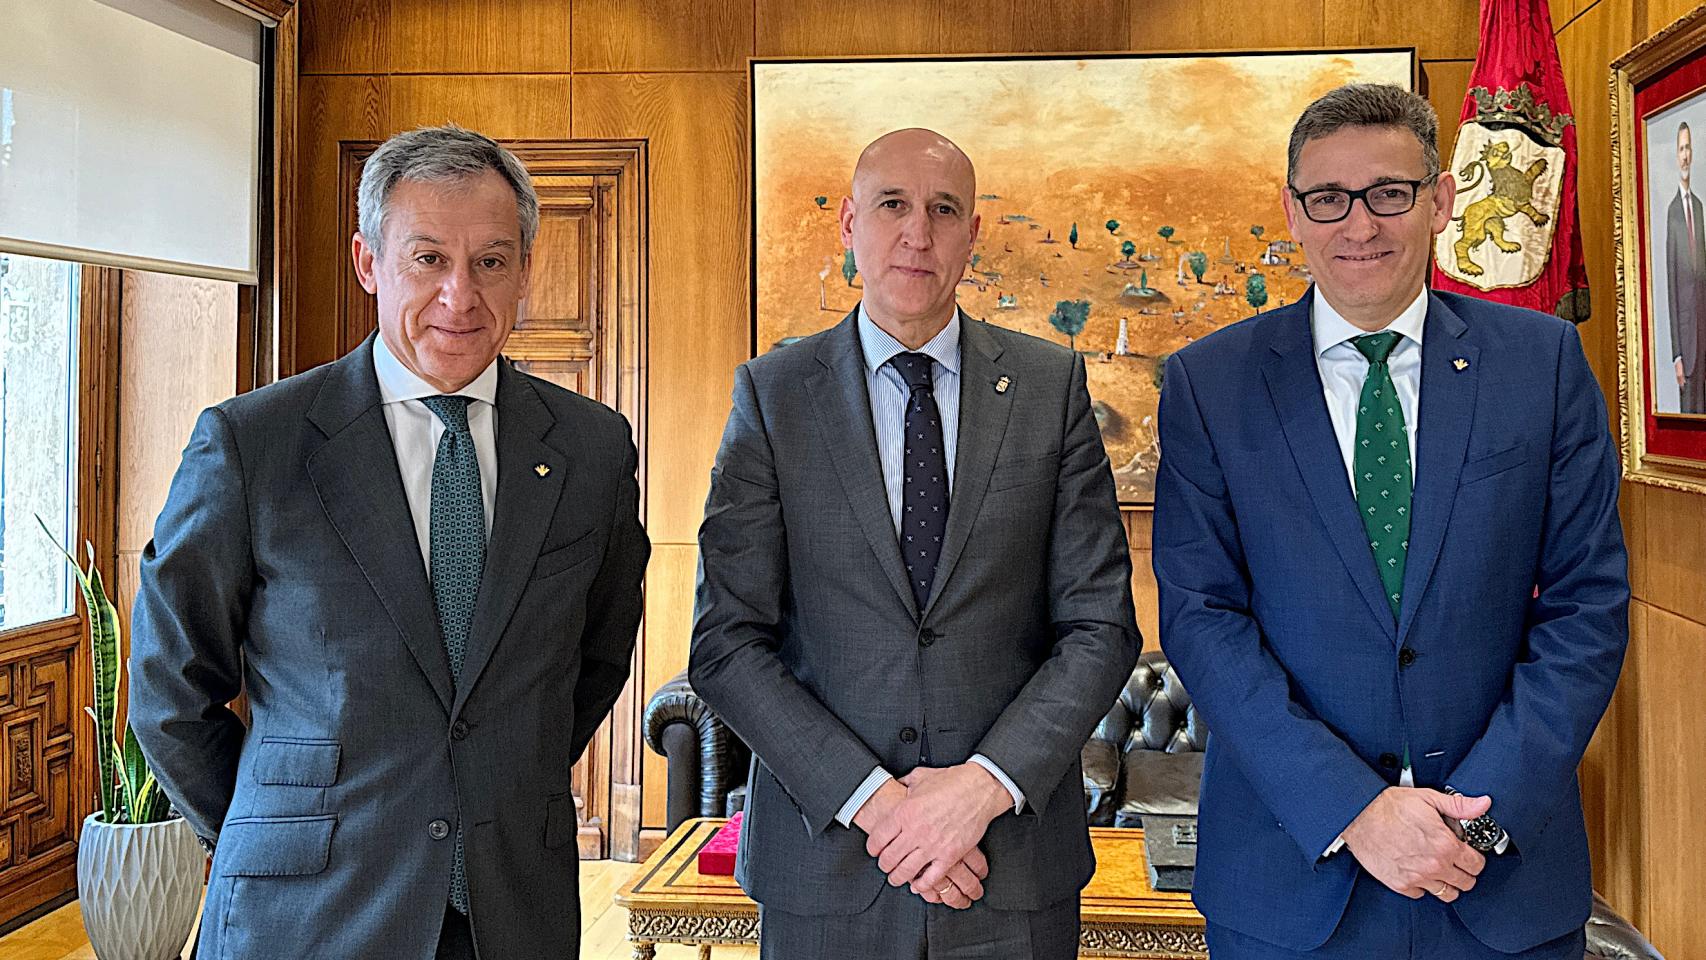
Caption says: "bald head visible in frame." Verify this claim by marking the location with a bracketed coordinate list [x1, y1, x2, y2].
[839, 128, 982, 343]
[852, 128, 977, 212]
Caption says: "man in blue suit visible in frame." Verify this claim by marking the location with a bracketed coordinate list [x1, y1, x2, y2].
[1153, 84, 1629, 959]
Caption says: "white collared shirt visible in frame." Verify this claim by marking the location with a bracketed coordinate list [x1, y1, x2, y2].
[1311, 287, 1426, 492]
[371, 334, 500, 576]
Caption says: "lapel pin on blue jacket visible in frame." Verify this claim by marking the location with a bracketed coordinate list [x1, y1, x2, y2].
[1453, 357, 1470, 371]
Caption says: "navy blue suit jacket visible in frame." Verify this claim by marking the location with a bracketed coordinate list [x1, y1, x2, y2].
[1153, 289, 1628, 953]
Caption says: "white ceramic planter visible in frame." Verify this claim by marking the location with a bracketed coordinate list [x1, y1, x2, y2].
[77, 813, 204, 960]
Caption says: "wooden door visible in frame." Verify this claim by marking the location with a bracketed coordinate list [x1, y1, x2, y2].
[338, 141, 648, 859]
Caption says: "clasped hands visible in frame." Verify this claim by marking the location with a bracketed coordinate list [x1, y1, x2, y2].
[851, 764, 1013, 910]
[1341, 786, 1493, 903]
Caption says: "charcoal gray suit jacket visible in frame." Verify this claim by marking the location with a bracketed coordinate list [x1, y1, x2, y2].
[129, 334, 649, 959]
[690, 308, 1140, 916]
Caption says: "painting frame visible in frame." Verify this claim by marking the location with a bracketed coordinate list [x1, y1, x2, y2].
[1613, 5, 1706, 495]
[748, 47, 1418, 508]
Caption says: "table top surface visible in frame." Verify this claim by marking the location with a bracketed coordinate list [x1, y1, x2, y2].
[615, 818, 1203, 927]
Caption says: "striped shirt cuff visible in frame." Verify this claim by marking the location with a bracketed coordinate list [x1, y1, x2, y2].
[969, 754, 1026, 814]
[836, 766, 895, 828]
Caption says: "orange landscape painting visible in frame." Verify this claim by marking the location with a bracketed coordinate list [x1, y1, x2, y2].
[753, 50, 1414, 503]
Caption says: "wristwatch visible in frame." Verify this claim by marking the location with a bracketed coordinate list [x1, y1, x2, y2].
[1442, 785, 1507, 852]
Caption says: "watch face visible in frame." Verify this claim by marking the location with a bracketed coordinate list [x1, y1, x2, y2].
[1463, 817, 1502, 852]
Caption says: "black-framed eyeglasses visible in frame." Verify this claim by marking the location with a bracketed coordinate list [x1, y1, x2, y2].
[1288, 174, 1439, 223]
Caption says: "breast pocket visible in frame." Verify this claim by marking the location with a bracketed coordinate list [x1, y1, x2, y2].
[532, 529, 602, 581]
[1459, 441, 1529, 486]
[988, 454, 1058, 493]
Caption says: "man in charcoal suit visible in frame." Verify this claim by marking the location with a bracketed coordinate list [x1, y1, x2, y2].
[690, 128, 1140, 958]
[130, 126, 649, 959]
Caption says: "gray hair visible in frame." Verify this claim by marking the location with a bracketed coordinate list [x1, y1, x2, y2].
[357, 125, 539, 257]
[1286, 84, 1440, 185]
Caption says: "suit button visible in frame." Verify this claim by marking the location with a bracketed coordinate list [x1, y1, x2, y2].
[451, 720, 470, 740]
[918, 629, 937, 648]
[1398, 647, 1417, 668]
[428, 819, 450, 841]
[900, 727, 918, 744]
[1379, 752, 1399, 769]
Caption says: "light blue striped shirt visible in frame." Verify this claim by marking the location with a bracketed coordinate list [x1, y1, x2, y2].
[834, 305, 1026, 829]
[858, 304, 962, 530]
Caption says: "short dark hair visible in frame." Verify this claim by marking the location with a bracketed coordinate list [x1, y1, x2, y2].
[1286, 83, 1440, 185]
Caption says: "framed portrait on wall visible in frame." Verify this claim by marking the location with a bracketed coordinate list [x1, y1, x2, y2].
[1613, 5, 1706, 493]
[750, 49, 1415, 508]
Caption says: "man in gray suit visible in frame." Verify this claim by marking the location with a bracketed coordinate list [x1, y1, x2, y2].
[129, 126, 649, 959]
[690, 128, 1140, 958]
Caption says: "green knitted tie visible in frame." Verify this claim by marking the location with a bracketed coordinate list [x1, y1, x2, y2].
[1351, 332, 1411, 621]
[421, 394, 485, 915]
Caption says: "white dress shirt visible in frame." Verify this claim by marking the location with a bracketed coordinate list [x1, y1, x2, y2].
[1311, 288, 1506, 858]
[833, 305, 1026, 829]
[1312, 286, 1425, 493]
[371, 334, 500, 574]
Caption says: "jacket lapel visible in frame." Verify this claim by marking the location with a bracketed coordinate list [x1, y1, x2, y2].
[454, 361, 566, 712]
[1396, 295, 1479, 647]
[1259, 295, 1398, 642]
[806, 310, 920, 620]
[305, 335, 454, 712]
[923, 314, 1013, 619]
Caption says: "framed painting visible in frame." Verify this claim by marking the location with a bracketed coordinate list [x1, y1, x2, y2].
[751, 49, 1416, 506]
[1614, 5, 1706, 494]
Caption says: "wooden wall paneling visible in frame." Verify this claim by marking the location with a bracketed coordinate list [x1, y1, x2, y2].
[572, 0, 754, 72]
[1646, 0, 1703, 35]
[1557, 0, 1636, 399]
[756, 0, 1132, 57]
[1420, 59, 1475, 160]
[639, 545, 699, 830]
[387, 0, 572, 74]
[1549, 0, 1593, 33]
[1641, 483, 1706, 624]
[1128, 0, 1324, 52]
[572, 73, 748, 544]
[0, 627, 89, 932]
[1618, 482, 1647, 601]
[1638, 603, 1706, 958]
[298, 0, 388, 75]
[389, 75, 573, 140]
[269, 5, 300, 387]
[1323, 1, 1480, 60]
[1581, 598, 1644, 924]
[296, 75, 390, 372]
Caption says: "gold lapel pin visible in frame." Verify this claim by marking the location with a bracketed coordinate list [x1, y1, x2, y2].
[1453, 358, 1470, 371]
[534, 463, 551, 477]
[995, 376, 1011, 394]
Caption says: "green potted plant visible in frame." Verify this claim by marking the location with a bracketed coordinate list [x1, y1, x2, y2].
[44, 520, 202, 960]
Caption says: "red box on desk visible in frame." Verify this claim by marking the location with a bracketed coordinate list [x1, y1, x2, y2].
[697, 812, 742, 875]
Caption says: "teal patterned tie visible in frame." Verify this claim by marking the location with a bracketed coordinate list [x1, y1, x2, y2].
[1351, 333, 1411, 621]
[421, 395, 485, 915]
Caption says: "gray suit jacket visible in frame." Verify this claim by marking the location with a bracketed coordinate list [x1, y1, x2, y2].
[689, 309, 1140, 917]
[129, 334, 649, 959]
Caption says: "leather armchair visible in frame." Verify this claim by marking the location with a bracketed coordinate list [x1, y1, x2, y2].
[642, 656, 1663, 959]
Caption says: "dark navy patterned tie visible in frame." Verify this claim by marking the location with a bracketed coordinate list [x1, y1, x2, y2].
[890, 353, 949, 611]
[420, 394, 484, 915]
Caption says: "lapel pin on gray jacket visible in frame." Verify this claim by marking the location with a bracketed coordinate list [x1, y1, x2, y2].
[995, 375, 1012, 394]
[1453, 357, 1470, 371]
[534, 463, 551, 477]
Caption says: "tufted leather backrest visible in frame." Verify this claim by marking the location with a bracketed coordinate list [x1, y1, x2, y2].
[1091, 651, 1206, 755]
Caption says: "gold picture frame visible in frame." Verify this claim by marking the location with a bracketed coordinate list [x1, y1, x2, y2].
[1612, 3, 1706, 493]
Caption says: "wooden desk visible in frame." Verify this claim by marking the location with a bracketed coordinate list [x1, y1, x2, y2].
[614, 818, 1207, 959]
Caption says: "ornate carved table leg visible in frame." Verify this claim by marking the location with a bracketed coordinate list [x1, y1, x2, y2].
[698, 946, 713, 959]
[631, 942, 656, 960]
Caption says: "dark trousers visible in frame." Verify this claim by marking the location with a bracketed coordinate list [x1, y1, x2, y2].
[435, 903, 476, 960]
[1205, 872, 1585, 960]
[759, 883, 1080, 960]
